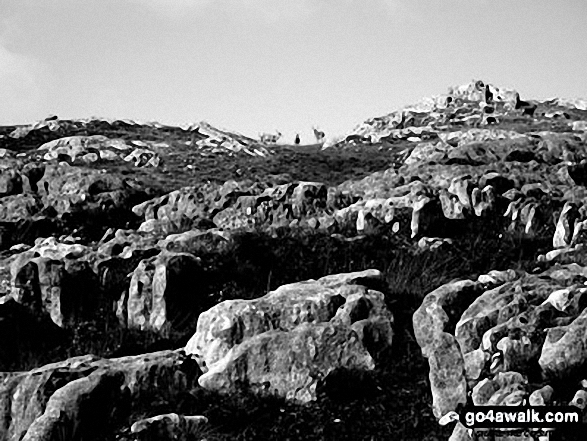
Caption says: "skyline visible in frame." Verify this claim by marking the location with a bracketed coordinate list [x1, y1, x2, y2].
[1, 0, 586, 143]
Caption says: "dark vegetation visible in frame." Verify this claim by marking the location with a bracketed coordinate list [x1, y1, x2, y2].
[90, 143, 402, 197]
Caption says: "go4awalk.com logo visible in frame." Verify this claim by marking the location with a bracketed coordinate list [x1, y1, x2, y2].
[458, 406, 580, 428]
[440, 405, 583, 440]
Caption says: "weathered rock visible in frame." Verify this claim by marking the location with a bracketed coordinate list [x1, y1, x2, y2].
[36, 164, 149, 223]
[0, 354, 101, 440]
[96, 229, 160, 258]
[0, 194, 44, 222]
[130, 413, 208, 441]
[290, 181, 328, 217]
[539, 307, 587, 379]
[38, 135, 128, 162]
[463, 348, 488, 381]
[21, 369, 125, 441]
[448, 422, 472, 441]
[212, 181, 329, 231]
[124, 251, 203, 336]
[9, 238, 100, 327]
[471, 371, 528, 405]
[0, 350, 199, 441]
[186, 270, 392, 402]
[0, 168, 23, 197]
[528, 385, 554, 406]
[417, 236, 454, 250]
[156, 228, 232, 255]
[415, 261, 587, 431]
[20, 162, 46, 193]
[190, 120, 266, 155]
[123, 147, 161, 167]
[333, 198, 396, 234]
[198, 322, 375, 403]
[553, 201, 580, 248]
[133, 181, 258, 233]
[413, 279, 487, 356]
[455, 281, 522, 354]
[428, 332, 467, 419]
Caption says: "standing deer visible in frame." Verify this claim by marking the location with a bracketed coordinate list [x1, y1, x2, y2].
[313, 126, 325, 144]
[259, 131, 282, 144]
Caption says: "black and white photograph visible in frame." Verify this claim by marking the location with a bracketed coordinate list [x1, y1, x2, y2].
[0, 1, 586, 439]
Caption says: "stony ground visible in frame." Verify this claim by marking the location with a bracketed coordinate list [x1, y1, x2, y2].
[1, 81, 587, 440]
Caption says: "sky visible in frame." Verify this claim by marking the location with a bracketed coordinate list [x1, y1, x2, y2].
[1, 0, 586, 143]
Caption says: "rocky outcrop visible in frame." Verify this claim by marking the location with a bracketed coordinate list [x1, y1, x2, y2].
[9, 237, 97, 327]
[132, 180, 331, 235]
[132, 181, 259, 235]
[190, 121, 270, 156]
[7, 234, 156, 329]
[38, 135, 161, 167]
[1, 116, 266, 158]
[324, 80, 532, 148]
[0, 350, 199, 441]
[3, 80, 587, 440]
[414, 262, 587, 439]
[37, 164, 148, 217]
[119, 118, 587, 245]
[0, 160, 154, 252]
[186, 269, 393, 403]
[412, 274, 514, 418]
[21, 369, 125, 441]
[5, 229, 232, 340]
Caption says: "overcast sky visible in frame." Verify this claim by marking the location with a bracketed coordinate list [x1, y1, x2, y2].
[1, 0, 586, 143]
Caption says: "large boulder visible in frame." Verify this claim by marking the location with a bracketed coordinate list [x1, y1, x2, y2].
[0, 350, 199, 441]
[186, 269, 393, 403]
[20, 370, 125, 441]
[198, 322, 375, 403]
[37, 164, 148, 217]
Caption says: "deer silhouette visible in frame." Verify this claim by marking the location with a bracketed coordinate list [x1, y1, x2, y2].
[313, 127, 325, 143]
